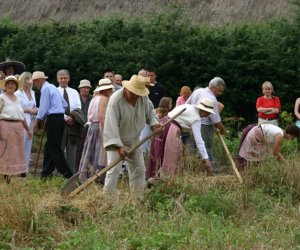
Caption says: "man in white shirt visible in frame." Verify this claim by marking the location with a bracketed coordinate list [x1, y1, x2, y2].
[57, 69, 82, 173]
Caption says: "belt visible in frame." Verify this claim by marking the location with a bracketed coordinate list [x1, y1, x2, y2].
[259, 117, 278, 121]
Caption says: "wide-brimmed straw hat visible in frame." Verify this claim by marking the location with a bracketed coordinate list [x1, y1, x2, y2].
[122, 75, 150, 96]
[94, 78, 114, 92]
[32, 71, 48, 81]
[0, 75, 23, 90]
[0, 58, 25, 75]
[195, 98, 216, 115]
[78, 79, 92, 89]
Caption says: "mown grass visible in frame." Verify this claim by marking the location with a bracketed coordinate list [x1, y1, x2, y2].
[1, 149, 300, 249]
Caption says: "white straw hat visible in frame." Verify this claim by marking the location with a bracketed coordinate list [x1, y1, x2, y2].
[94, 78, 114, 92]
[78, 79, 91, 89]
[195, 98, 216, 115]
[32, 71, 48, 80]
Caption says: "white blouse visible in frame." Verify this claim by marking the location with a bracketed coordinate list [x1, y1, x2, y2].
[0, 94, 25, 121]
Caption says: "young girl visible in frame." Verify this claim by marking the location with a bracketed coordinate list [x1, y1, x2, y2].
[147, 97, 173, 179]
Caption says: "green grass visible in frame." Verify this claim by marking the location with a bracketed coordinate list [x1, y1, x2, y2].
[1, 151, 300, 249]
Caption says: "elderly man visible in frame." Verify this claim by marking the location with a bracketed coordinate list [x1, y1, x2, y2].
[186, 77, 226, 172]
[78, 79, 93, 123]
[56, 69, 82, 173]
[32, 71, 72, 178]
[103, 75, 161, 196]
[113, 74, 123, 91]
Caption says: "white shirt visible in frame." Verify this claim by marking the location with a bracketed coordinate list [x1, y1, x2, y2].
[168, 104, 209, 159]
[57, 86, 81, 111]
[185, 87, 221, 125]
[261, 124, 284, 144]
[0, 94, 25, 121]
[15, 89, 36, 126]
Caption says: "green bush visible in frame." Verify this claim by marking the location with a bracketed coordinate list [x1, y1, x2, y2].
[1, 5, 300, 123]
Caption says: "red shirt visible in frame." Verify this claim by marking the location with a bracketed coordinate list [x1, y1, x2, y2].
[256, 96, 281, 119]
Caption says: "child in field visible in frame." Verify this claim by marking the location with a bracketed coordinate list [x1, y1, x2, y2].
[147, 97, 173, 179]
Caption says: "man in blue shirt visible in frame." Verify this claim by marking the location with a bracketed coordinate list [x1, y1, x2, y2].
[32, 71, 72, 179]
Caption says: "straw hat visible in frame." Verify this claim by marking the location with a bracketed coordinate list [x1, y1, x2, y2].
[122, 75, 150, 96]
[32, 71, 48, 81]
[94, 78, 114, 92]
[195, 98, 216, 115]
[0, 75, 23, 90]
[0, 58, 25, 75]
[78, 79, 91, 89]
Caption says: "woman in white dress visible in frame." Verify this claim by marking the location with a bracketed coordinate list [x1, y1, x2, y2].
[15, 72, 37, 171]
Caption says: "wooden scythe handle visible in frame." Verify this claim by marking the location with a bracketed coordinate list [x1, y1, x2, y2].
[216, 130, 243, 184]
[66, 107, 187, 198]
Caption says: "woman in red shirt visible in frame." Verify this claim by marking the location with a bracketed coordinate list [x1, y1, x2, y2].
[256, 81, 281, 126]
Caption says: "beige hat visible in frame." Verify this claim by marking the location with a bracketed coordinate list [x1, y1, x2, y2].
[195, 98, 216, 115]
[122, 75, 150, 96]
[32, 71, 48, 81]
[0, 75, 23, 90]
[78, 79, 91, 89]
[94, 78, 114, 92]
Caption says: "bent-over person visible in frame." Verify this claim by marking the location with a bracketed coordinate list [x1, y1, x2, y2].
[238, 124, 299, 165]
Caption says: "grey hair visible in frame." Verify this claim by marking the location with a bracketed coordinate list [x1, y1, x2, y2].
[19, 71, 32, 85]
[209, 77, 225, 88]
[57, 69, 70, 76]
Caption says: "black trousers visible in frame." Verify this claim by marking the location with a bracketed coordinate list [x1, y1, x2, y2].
[41, 114, 72, 178]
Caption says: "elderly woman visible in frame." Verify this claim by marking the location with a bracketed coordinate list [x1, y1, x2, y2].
[256, 81, 281, 126]
[238, 124, 299, 165]
[15, 72, 37, 170]
[78, 79, 114, 184]
[0, 76, 32, 181]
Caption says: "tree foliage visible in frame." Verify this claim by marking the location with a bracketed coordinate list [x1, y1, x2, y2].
[0, 5, 299, 123]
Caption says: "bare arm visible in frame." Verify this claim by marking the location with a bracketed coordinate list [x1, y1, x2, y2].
[214, 122, 226, 135]
[294, 98, 300, 120]
[98, 96, 108, 129]
[0, 97, 3, 112]
[22, 119, 32, 139]
[273, 134, 285, 164]
[257, 107, 278, 113]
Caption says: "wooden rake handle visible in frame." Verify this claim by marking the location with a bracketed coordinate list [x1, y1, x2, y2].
[34, 119, 47, 177]
[66, 107, 187, 198]
[216, 130, 243, 184]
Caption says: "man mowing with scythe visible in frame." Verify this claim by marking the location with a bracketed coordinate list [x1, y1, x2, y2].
[103, 75, 162, 197]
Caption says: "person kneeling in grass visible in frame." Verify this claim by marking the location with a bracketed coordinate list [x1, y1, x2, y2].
[238, 124, 299, 165]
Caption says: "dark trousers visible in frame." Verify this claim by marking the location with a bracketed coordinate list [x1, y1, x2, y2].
[42, 114, 72, 178]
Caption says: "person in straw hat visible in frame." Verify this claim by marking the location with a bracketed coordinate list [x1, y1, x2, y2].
[78, 79, 93, 123]
[0, 76, 32, 181]
[147, 98, 216, 181]
[103, 75, 162, 196]
[186, 76, 227, 173]
[32, 71, 73, 179]
[78, 78, 114, 184]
